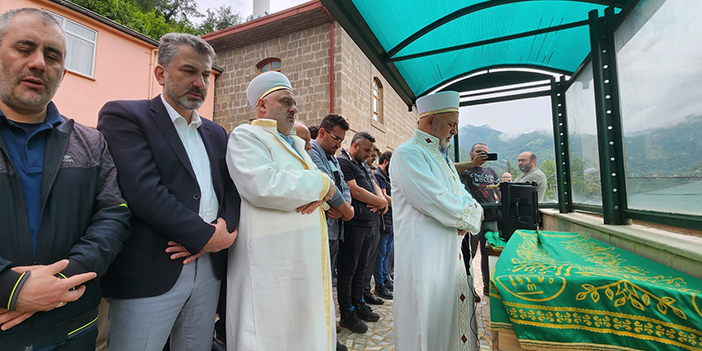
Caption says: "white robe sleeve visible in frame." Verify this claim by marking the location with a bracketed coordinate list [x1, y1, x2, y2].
[226, 126, 331, 211]
[392, 146, 482, 233]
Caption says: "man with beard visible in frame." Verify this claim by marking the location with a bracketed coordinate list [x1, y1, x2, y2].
[0, 8, 130, 350]
[336, 132, 387, 334]
[459, 143, 499, 297]
[225, 71, 337, 350]
[514, 151, 547, 202]
[307, 113, 354, 351]
[97, 33, 241, 351]
[391, 91, 483, 351]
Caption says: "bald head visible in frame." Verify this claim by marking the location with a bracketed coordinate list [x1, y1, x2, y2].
[294, 121, 312, 151]
[517, 151, 537, 173]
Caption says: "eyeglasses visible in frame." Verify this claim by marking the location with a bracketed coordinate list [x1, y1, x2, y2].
[326, 130, 344, 143]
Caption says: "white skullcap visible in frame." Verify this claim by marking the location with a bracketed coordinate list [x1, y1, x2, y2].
[246, 71, 293, 109]
[416, 91, 460, 118]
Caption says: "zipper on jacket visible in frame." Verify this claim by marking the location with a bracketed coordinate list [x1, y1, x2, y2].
[35, 123, 72, 262]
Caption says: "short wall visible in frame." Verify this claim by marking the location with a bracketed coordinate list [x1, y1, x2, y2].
[541, 209, 702, 280]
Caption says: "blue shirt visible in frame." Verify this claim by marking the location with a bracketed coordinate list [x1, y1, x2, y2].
[279, 132, 302, 157]
[0, 102, 63, 258]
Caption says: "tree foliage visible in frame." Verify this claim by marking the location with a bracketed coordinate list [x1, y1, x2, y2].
[540, 159, 557, 202]
[199, 6, 242, 35]
[71, 0, 241, 39]
[135, 0, 201, 23]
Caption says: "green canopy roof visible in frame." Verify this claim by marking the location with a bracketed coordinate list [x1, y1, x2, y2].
[322, 0, 627, 106]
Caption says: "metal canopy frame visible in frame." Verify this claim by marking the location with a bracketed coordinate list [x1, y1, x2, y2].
[322, 0, 627, 107]
[324, 0, 702, 231]
[385, 0, 625, 61]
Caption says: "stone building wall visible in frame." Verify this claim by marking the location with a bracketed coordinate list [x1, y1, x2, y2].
[335, 27, 417, 151]
[212, 22, 418, 152]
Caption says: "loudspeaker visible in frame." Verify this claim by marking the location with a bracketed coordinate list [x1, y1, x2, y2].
[498, 182, 538, 241]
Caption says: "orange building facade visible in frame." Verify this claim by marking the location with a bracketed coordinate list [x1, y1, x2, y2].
[0, 0, 216, 127]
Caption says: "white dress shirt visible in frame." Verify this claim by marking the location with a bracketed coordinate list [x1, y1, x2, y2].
[160, 94, 218, 223]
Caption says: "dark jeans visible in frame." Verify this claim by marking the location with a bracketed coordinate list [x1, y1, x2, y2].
[337, 223, 375, 311]
[363, 219, 382, 295]
[461, 220, 498, 291]
[374, 229, 394, 287]
[36, 328, 98, 351]
[388, 248, 394, 277]
[329, 239, 340, 276]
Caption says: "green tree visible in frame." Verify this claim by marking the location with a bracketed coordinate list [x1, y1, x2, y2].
[136, 0, 200, 23]
[540, 159, 557, 202]
[569, 157, 602, 203]
[73, 0, 198, 38]
[72, 0, 241, 39]
[198, 6, 242, 34]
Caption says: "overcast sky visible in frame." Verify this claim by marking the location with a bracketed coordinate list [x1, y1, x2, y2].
[198, 0, 700, 138]
[196, 0, 306, 19]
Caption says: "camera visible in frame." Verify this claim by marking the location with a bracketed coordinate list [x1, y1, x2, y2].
[485, 152, 498, 161]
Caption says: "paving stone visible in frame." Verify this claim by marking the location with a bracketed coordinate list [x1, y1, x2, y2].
[334, 250, 493, 350]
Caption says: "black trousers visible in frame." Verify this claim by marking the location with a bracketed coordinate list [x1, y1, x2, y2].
[214, 278, 227, 342]
[329, 238, 340, 275]
[337, 223, 375, 311]
[363, 218, 382, 295]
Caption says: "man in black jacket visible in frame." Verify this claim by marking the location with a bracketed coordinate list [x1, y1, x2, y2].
[0, 8, 131, 351]
[336, 132, 387, 334]
[98, 33, 240, 351]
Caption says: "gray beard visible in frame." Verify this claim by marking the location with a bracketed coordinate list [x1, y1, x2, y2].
[439, 138, 450, 150]
[175, 94, 204, 110]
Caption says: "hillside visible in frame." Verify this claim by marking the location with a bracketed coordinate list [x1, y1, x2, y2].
[455, 115, 702, 200]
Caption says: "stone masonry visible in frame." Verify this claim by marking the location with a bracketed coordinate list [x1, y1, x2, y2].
[211, 22, 418, 152]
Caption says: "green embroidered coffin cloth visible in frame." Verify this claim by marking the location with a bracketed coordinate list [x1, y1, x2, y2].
[490, 230, 702, 351]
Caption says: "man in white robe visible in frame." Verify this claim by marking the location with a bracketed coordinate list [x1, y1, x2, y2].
[225, 71, 337, 351]
[391, 91, 483, 351]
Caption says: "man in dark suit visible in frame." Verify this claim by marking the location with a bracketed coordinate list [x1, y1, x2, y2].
[97, 33, 240, 351]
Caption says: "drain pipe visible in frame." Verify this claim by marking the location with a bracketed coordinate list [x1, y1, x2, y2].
[323, 7, 335, 113]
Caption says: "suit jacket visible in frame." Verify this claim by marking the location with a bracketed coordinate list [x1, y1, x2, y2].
[97, 96, 240, 299]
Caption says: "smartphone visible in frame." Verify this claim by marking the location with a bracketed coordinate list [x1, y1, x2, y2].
[486, 153, 498, 161]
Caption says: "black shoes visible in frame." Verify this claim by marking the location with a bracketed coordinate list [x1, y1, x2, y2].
[355, 302, 380, 322]
[336, 341, 348, 351]
[339, 309, 368, 333]
[364, 293, 384, 305]
[374, 285, 393, 300]
[384, 279, 393, 292]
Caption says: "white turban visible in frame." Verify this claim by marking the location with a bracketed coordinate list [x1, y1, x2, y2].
[416, 91, 459, 118]
[246, 71, 293, 109]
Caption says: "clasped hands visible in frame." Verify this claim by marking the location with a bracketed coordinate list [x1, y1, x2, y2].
[0, 260, 97, 331]
[166, 217, 238, 264]
[296, 183, 336, 215]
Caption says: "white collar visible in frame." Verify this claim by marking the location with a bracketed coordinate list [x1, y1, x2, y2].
[160, 94, 202, 128]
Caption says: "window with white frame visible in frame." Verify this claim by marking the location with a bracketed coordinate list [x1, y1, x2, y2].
[257, 58, 282, 74]
[47, 12, 97, 77]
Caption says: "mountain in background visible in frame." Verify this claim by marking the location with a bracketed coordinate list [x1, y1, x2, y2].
[456, 114, 702, 179]
[456, 124, 555, 174]
[458, 115, 702, 198]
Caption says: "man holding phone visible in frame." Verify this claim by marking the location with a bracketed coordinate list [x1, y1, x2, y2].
[458, 143, 499, 297]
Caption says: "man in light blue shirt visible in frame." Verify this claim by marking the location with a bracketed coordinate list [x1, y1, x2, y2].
[307, 114, 355, 271]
